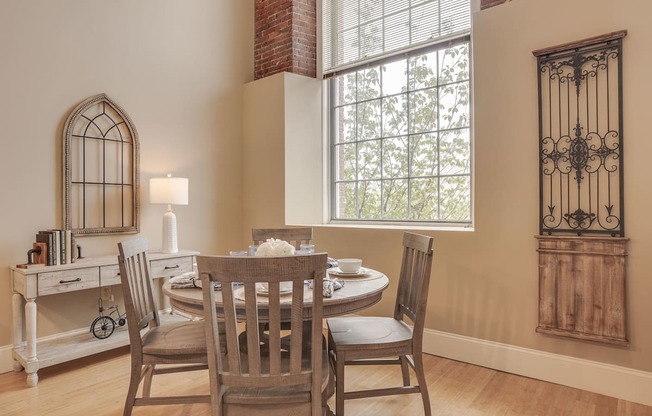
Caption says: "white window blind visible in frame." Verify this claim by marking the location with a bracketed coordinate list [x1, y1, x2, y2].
[322, 0, 471, 75]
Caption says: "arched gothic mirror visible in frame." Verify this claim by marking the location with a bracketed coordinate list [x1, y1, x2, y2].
[63, 93, 140, 235]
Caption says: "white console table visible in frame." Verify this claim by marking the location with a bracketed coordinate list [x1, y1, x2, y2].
[10, 250, 198, 387]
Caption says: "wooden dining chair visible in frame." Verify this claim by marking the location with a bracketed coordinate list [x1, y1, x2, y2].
[252, 226, 313, 250]
[197, 253, 333, 416]
[117, 237, 210, 416]
[326, 232, 434, 416]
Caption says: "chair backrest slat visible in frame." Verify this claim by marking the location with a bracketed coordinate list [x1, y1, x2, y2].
[394, 233, 434, 331]
[117, 238, 160, 351]
[220, 282, 242, 375]
[244, 282, 262, 375]
[267, 282, 282, 375]
[198, 254, 326, 397]
[252, 227, 313, 250]
[290, 279, 305, 374]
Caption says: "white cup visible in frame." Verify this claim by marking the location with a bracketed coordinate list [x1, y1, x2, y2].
[258, 281, 293, 292]
[338, 258, 362, 273]
[300, 243, 315, 254]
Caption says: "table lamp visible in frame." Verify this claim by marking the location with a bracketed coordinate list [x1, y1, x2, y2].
[150, 174, 188, 253]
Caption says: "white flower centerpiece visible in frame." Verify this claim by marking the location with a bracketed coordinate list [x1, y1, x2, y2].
[254, 238, 295, 256]
[254, 238, 295, 292]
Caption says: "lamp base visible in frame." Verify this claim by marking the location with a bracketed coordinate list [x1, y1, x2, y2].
[161, 208, 178, 254]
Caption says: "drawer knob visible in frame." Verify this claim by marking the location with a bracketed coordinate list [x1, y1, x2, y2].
[164, 265, 180, 270]
[59, 277, 82, 284]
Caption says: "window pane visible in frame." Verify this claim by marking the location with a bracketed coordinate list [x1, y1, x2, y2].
[439, 43, 469, 84]
[334, 181, 357, 219]
[410, 177, 439, 220]
[333, 104, 357, 144]
[439, 82, 470, 129]
[357, 99, 381, 140]
[382, 179, 409, 219]
[383, 136, 409, 178]
[440, 175, 471, 221]
[357, 139, 381, 180]
[385, 0, 410, 14]
[357, 67, 381, 100]
[340, 0, 359, 29]
[411, 1, 441, 44]
[382, 60, 407, 96]
[359, 0, 383, 22]
[334, 143, 357, 181]
[382, 93, 408, 136]
[409, 51, 438, 91]
[409, 88, 438, 133]
[340, 28, 359, 64]
[384, 10, 410, 53]
[410, 133, 438, 178]
[440, 128, 470, 175]
[358, 180, 382, 219]
[334, 73, 357, 105]
[359, 21, 384, 58]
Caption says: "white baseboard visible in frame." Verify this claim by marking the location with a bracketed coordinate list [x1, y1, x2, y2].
[423, 328, 652, 407]
[0, 344, 14, 374]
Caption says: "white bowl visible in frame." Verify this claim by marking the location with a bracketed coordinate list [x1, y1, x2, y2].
[338, 258, 363, 273]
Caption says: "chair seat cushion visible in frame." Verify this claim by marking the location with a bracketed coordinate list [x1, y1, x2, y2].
[327, 316, 413, 349]
[142, 321, 207, 355]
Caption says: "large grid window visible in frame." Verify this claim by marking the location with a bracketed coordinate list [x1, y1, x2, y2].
[325, 0, 472, 225]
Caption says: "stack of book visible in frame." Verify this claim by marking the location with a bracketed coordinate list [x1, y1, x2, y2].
[35, 230, 77, 266]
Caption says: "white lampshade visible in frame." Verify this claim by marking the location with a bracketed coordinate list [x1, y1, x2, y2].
[150, 175, 189, 205]
[150, 174, 189, 254]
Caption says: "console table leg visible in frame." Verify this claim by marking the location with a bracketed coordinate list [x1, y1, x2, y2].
[26, 371, 39, 387]
[11, 293, 24, 372]
[25, 298, 39, 387]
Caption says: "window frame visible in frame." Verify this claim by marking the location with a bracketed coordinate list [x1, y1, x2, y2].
[326, 35, 474, 228]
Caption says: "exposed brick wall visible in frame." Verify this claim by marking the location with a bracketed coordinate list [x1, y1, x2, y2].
[254, 0, 316, 80]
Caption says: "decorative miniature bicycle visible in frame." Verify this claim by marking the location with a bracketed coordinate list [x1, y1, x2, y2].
[90, 298, 126, 339]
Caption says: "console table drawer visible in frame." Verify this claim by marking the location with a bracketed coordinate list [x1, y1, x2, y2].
[100, 264, 122, 286]
[150, 256, 193, 278]
[38, 268, 99, 296]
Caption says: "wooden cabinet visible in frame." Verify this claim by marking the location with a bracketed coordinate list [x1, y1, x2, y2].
[10, 250, 198, 387]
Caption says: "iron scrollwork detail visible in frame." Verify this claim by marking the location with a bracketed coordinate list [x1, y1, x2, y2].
[537, 38, 624, 236]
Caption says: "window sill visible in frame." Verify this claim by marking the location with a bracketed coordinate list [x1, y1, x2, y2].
[286, 220, 475, 233]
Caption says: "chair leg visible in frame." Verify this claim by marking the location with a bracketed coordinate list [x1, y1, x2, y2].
[123, 363, 141, 416]
[412, 353, 431, 416]
[207, 358, 220, 416]
[142, 364, 155, 398]
[335, 351, 345, 416]
[399, 355, 411, 386]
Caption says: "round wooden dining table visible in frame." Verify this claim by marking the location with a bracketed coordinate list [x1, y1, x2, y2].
[162, 268, 390, 321]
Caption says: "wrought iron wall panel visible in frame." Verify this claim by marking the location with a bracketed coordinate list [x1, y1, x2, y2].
[536, 33, 624, 236]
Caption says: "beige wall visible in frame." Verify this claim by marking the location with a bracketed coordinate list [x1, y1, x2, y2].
[0, 0, 253, 344]
[242, 0, 652, 374]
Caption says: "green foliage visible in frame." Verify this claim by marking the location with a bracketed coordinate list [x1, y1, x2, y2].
[333, 42, 471, 223]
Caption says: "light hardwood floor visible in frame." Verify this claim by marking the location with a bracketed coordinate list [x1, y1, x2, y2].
[1, 346, 650, 416]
